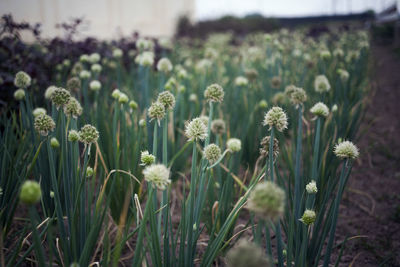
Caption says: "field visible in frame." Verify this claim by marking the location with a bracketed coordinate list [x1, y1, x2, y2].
[2, 17, 393, 266]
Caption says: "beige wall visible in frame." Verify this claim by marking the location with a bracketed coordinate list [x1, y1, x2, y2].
[0, 0, 195, 40]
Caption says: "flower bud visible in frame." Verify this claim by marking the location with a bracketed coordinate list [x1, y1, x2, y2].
[50, 137, 60, 148]
[67, 77, 81, 92]
[86, 166, 94, 178]
[45, 86, 57, 99]
[89, 80, 101, 91]
[51, 88, 71, 109]
[111, 89, 121, 99]
[314, 75, 331, 93]
[300, 209, 316, 225]
[33, 107, 47, 117]
[91, 63, 102, 73]
[139, 119, 146, 127]
[306, 180, 318, 194]
[118, 93, 129, 104]
[14, 89, 25, 100]
[148, 101, 165, 122]
[227, 138, 241, 152]
[68, 130, 80, 142]
[19, 180, 42, 205]
[140, 151, 155, 166]
[64, 97, 83, 118]
[129, 100, 138, 110]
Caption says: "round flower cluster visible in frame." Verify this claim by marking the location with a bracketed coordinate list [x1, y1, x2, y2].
[143, 164, 171, 190]
[51, 88, 71, 109]
[234, 76, 249, 87]
[314, 75, 331, 93]
[337, 68, 349, 82]
[334, 140, 359, 159]
[68, 130, 80, 142]
[310, 102, 329, 117]
[300, 209, 316, 225]
[91, 63, 102, 74]
[137, 51, 154, 67]
[64, 97, 83, 118]
[185, 117, 208, 141]
[112, 48, 123, 59]
[111, 89, 121, 99]
[118, 93, 129, 104]
[67, 77, 81, 91]
[157, 58, 173, 73]
[227, 138, 241, 152]
[140, 151, 156, 166]
[33, 107, 46, 117]
[89, 53, 101, 63]
[245, 68, 258, 81]
[86, 166, 94, 178]
[78, 124, 99, 145]
[79, 70, 91, 80]
[259, 136, 279, 158]
[247, 181, 285, 221]
[34, 114, 56, 136]
[157, 91, 175, 110]
[258, 100, 268, 109]
[204, 84, 224, 103]
[284, 84, 296, 97]
[263, 107, 288, 132]
[270, 76, 281, 89]
[204, 144, 221, 164]
[225, 239, 271, 267]
[89, 80, 101, 91]
[20, 180, 42, 205]
[211, 119, 226, 135]
[148, 101, 166, 123]
[306, 180, 318, 194]
[289, 87, 307, 106]
[14, 89, 25, 100]
[14, 71, 31, 88]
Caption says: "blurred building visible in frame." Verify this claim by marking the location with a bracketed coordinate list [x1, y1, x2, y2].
[0, 0, 195, 39]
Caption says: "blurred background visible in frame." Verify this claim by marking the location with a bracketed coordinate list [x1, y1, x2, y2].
[0, 0, 398, 39]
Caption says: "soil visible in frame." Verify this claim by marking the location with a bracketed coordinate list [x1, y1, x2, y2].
[334, 43, 400, 266]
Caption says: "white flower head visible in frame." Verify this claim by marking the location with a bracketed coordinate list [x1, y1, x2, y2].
[143, 164, 171, 190]
[185, 117, 208, 141]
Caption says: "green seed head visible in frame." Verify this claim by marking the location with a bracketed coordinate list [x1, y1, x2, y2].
[258, 100, 268, 109]
[129, 100, 138, 110]
[51, 88, 71, 109]
[19, 180, 42, 205]
[68, 130, 80, 142]
[111, 89, 121, 99]
[157, 91, 176, 110]
[148, 101, 166, 122]
[86, 166, 94, 178]
[118, 93, 129, 104]
[289, 87, 307, 106]
[204, 83, 224, 103]
[300, 209, 316, 225]
[204, 144, 221, 164]
[64, 97, 83, 118]
[34, 114, 56, 136]
[79, 124, 99, 145]
[140, 151, 156, 166]
[263, 107, 288, 132]
[91, 63, 102, 73]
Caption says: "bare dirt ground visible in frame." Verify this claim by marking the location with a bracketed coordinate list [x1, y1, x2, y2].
[335, 43, 400, 266]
